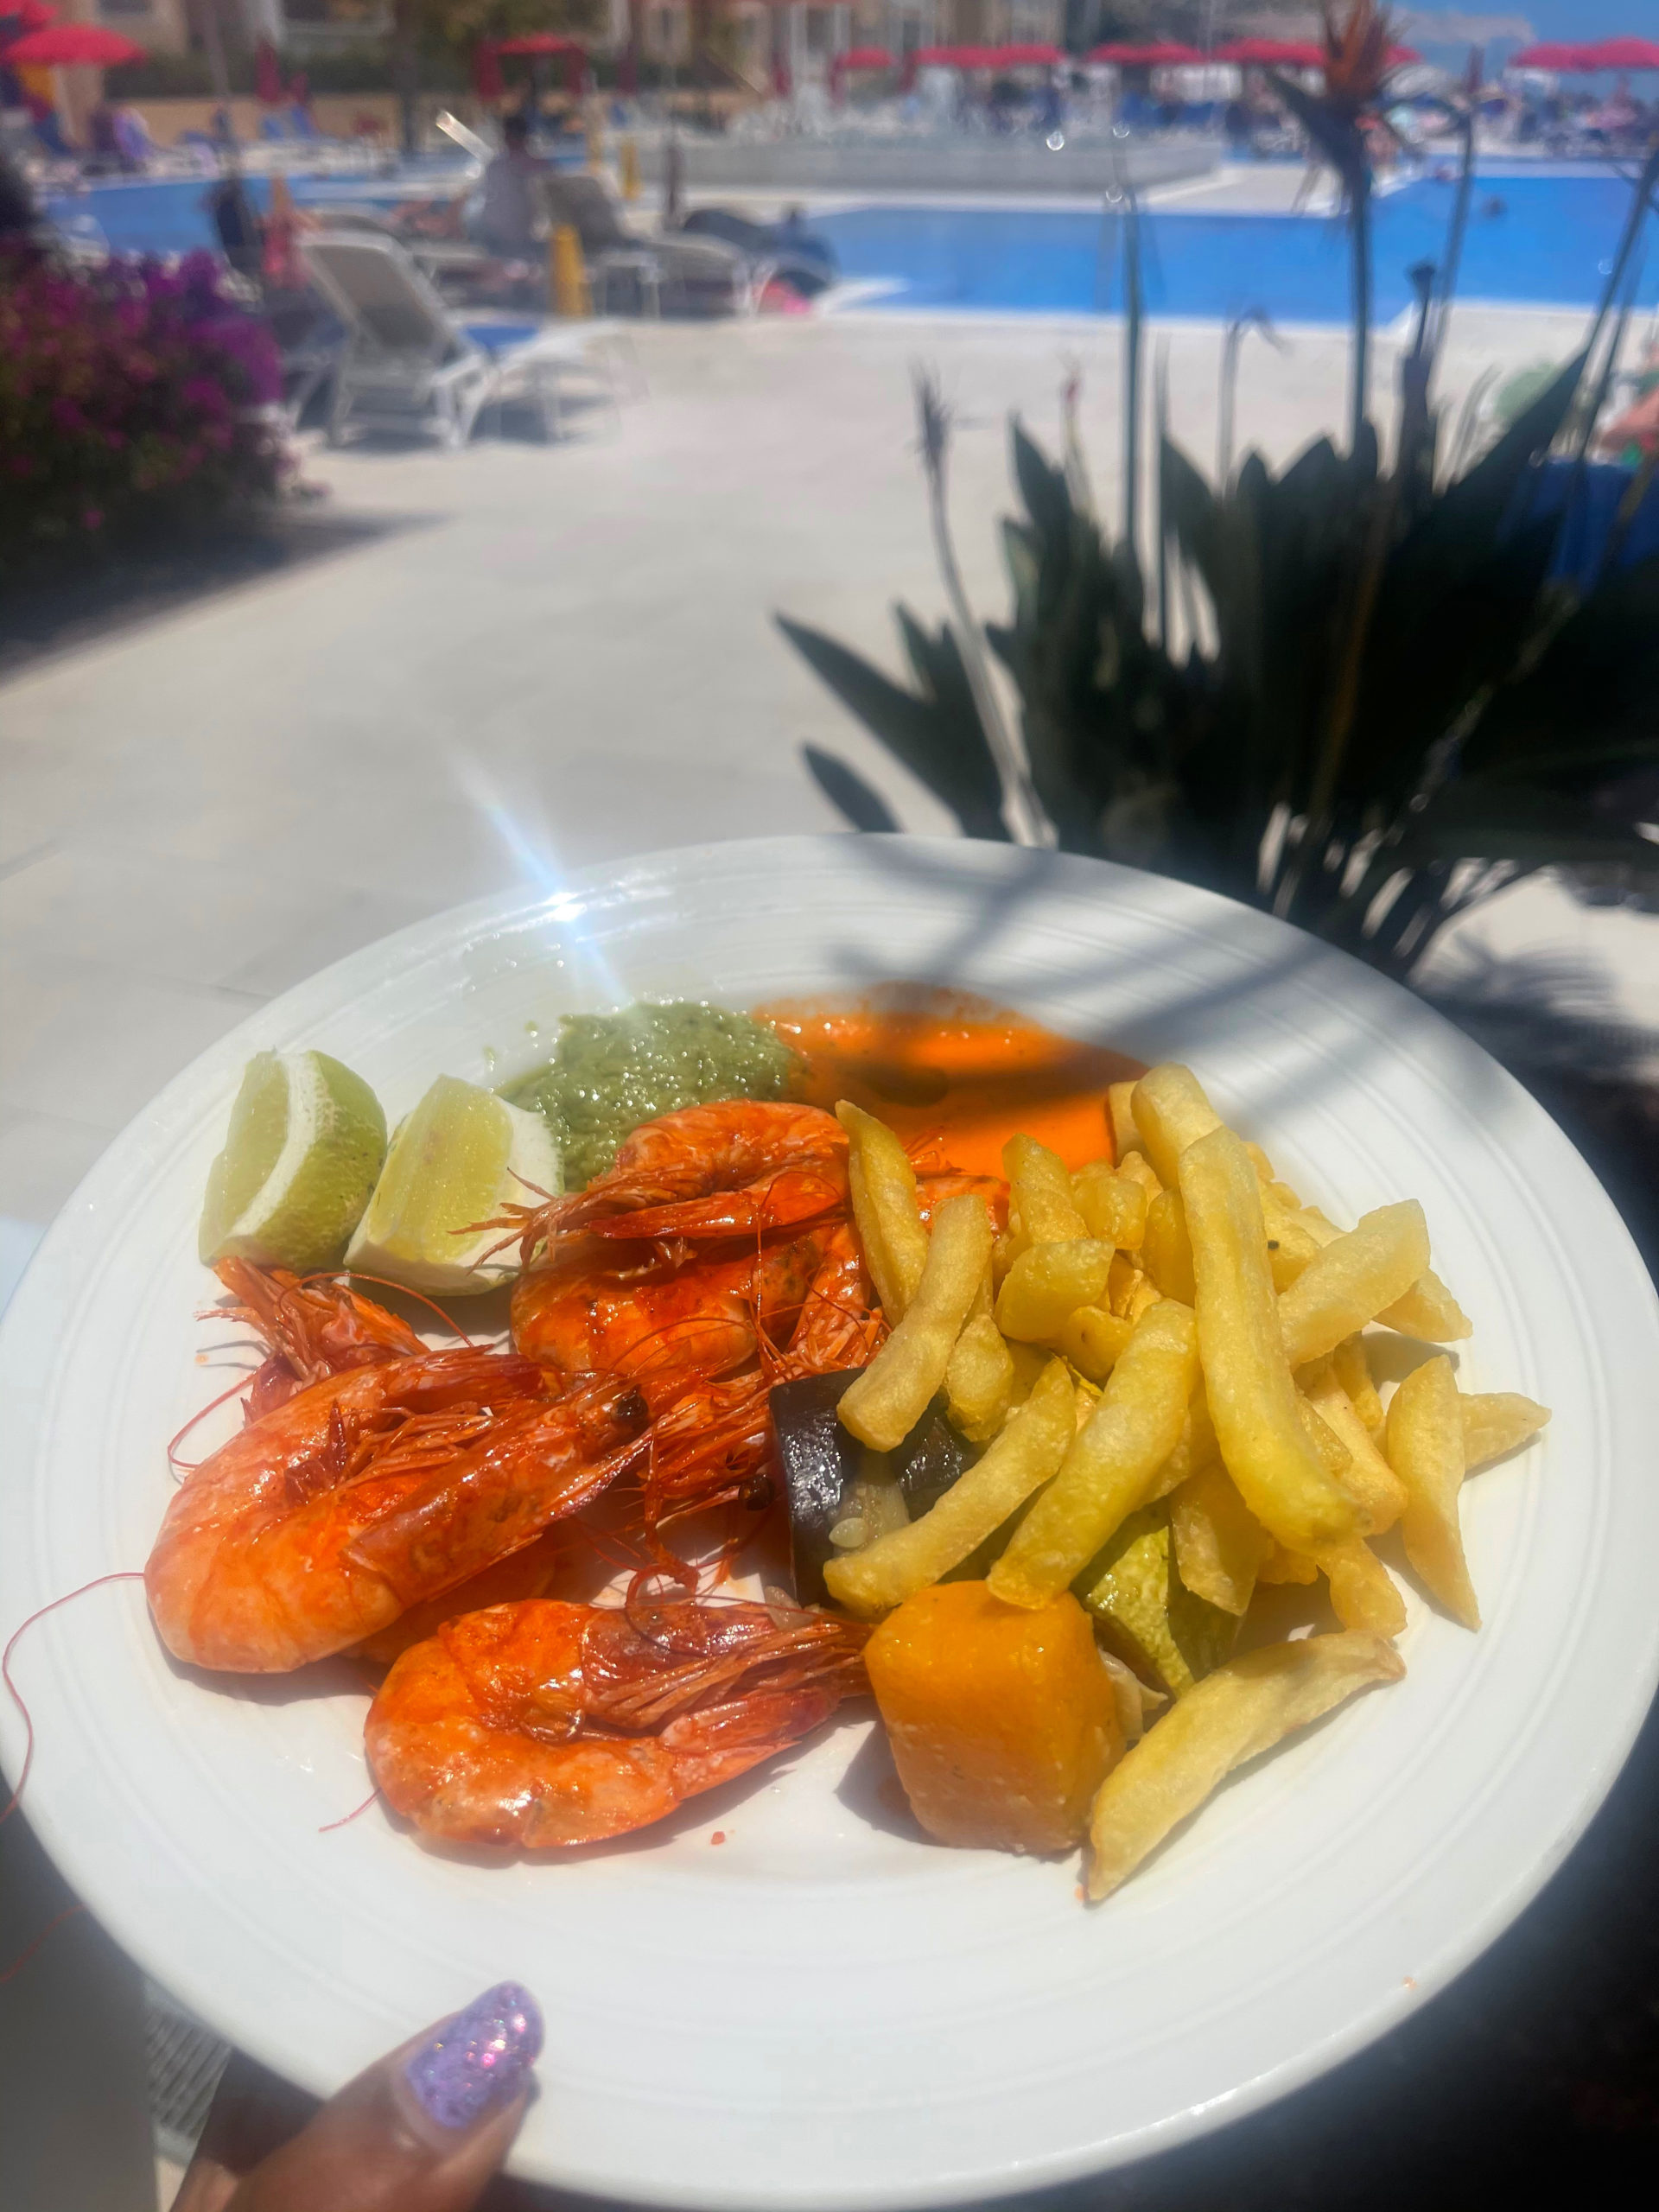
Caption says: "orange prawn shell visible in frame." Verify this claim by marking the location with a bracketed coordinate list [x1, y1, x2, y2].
[365, 1598, 867, 1851]
[368, 1604, 684, 1848]
[145, 1353, 643, 1674]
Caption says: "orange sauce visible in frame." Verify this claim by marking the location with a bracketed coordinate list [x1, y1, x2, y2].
[760, 988, 1144, 1179]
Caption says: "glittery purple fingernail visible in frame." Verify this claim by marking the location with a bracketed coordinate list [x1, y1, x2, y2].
[404, 1981, 543, 2132]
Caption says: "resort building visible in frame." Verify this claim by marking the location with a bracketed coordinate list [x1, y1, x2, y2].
[103, 0, 1069, 73]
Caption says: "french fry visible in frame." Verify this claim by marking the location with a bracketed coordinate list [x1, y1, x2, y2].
[1386, 1354, 1478, 1628]
[1097, 1646, 1160, 1746]
[1004, 1134, 1088, 1245]
[1150, 1384, 1220, 1497]
[1333, 1334, 1385, 1439]
[836, 1100, 929, 1323]
[1299, 1396, 1354, 1483]
[1379, 1271, 1471, 1343]
[1281, 1195, 1470, 1343]
[995, 1239, 1115, 1342]
[1256, 1170, 1471, 1344]
[1258, 1184, 1325, 1291]
[1462, 1390, 1551, 1470]
[1142, 1188, 1197, 1304]
[1313, 1536, 1407, 1637]
[1257, 1545, 1319, 1585]
[1123, 1271, 1162, 1323]
[838, 1194, 994, 1452]
[1073, 1160, 1149, 1250]
[1106, 1249, 1147, 1318]
[1115, 1150, 1163, 1200]
[1170, 1463, 1272, 1615]
[1298, 1357, 1407, 1531]
[1068, 1370, 1101, 1427]
[1085, 1630, 1406, 1898]
[1130, 1064, 1223, 1190]
[1276, 1202, 1432, 1370]
[945, 1313, 1015, 1443]
[825, 1360, 1076, 1618]
[1005, 1340, 1050, 1408]
[1107, 1081, 1142, 1163]
[1051, 1305, 1135, 1383]
[1179, 1126, 1362, 1554]
[988, 1300, 1199, 1608]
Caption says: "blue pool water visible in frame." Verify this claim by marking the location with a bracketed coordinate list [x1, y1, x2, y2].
[47, 166, 1657, 325]
[43, 160, 498, 257]
[814, 171, 1655, 321]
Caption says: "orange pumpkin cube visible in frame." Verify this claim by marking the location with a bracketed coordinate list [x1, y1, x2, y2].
[866, 1580, 1124, 1854]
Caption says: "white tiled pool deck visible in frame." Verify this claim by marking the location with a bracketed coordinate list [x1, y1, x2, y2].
[2, 263, 1656, 2209]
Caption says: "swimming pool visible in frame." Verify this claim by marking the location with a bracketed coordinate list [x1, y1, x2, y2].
[46, 165, 1656, 325]
[815, 170, 1655, 321]
[43, 161, 488, 257]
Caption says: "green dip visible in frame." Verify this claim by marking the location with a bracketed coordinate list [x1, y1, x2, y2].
[505, 1002, 800, 1190]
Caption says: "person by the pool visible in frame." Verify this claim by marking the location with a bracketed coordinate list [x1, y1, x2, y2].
[478, 111, 551, 259]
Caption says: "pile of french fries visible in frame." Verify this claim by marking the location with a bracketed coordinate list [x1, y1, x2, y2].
[823, 1068, 1551, 1900]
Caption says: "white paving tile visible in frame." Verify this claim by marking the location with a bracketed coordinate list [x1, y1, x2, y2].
[0, 842, 371, 994]
[0, 954, 262, 1125]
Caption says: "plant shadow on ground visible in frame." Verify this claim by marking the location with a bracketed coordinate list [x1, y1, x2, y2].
[0, 509, 438, 680]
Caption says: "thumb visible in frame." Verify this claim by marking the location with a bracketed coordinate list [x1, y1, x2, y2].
[180, 1982, 543, 2212]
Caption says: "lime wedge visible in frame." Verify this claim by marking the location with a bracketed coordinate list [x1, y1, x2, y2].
[200, 1050, 387, 1271]
[345, 1075, 562, 1296]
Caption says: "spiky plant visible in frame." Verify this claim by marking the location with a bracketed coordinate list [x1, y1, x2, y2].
[780, 86, 1659, 984]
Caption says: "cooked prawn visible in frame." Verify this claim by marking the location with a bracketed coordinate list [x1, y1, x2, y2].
[147, 1351, 647, 1672]
[510, 1233, 823, 1407]
[633, 1225, 882, 1533]
[351, 1529, 567, 1669]
[212, 1260, 426, 1421]
[485, 1102, 849, 1261]
[364, 1592, 868, 1848]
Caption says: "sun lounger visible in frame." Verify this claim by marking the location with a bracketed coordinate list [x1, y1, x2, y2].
[301, 229, 620, 447]
[540, 171, 764, 318]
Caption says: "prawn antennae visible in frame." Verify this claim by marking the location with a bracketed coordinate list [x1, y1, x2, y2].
[168, 1372, 261, 1475]
[2, 1572, 147, 1829]
[320, 1789, 379, 1834]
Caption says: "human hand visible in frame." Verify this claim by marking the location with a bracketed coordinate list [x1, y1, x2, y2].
[173, 1981, 543, 2212]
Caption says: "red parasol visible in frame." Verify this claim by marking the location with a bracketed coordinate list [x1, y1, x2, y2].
[493, 31, 585, 92]
[0, 2, 57, 35]
[1217, 37, 1325, 66]
[472, 40, 504, 100]
[493, 33, 583, 56]
[910, 45, 997, 70]
[3, 22, 144, 63]
[1090, 42, 1204, 67]
[1586, 37, 1659, 71]
[1510, 42, 1602, 73]
[833, 46, 894, 73]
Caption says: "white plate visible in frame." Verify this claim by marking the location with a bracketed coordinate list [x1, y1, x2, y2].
[3, 836, 1658, 2209]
